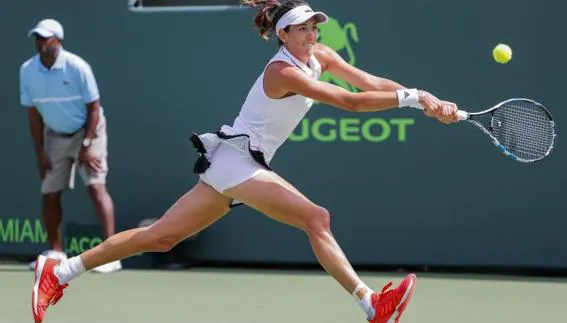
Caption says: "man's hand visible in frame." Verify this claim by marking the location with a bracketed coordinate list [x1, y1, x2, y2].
[78, 146, 103, 173]
[37, 152, 51, 179]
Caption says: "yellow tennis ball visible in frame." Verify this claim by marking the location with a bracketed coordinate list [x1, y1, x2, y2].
[493, 44, 512, 64]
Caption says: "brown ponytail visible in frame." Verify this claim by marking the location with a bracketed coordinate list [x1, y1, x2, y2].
[241, 0, 309, 41]
[241, 0, 281, 40]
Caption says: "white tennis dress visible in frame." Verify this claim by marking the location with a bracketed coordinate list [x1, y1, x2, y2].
[193, 46, 322, 194]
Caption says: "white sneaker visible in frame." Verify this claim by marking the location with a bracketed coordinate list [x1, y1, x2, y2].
[28, 249, 67, 270]
[92, 260, 122, 274]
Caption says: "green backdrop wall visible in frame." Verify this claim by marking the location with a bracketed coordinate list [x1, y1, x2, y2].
[1, 0, 565, 269]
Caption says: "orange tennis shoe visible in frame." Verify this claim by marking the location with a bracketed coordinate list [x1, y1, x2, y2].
[32, 255, 69, 323]
[369, 273, 417, 323]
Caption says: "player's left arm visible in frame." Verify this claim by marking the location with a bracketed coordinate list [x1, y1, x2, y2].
[314, 43, 406, 91]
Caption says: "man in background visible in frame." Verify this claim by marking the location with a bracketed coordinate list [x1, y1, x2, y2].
[20, 18, 121, 273]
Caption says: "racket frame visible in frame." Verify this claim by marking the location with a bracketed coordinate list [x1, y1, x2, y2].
[458, 98, 556, 163]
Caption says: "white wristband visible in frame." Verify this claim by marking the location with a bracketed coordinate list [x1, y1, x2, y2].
[397, 89, 421, 108]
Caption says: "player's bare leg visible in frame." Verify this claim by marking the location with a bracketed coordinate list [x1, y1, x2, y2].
[225, 170, 417, 322]
[31, 181, 231, 322]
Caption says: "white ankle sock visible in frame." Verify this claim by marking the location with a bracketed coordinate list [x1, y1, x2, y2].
[352, 282, 375, 320]
[54, 256, 86, 285]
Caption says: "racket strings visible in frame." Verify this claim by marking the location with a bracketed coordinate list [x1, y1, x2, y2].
[498, 108, 549, 152]
[491, 101, 555, 160]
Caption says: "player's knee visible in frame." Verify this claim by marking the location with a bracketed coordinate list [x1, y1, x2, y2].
[143, 228, 181, 252]
[149, 236, 178, 252]
[303, 206, 331, 234]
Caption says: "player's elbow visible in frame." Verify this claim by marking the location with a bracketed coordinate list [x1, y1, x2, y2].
[341, 93, 363, 112]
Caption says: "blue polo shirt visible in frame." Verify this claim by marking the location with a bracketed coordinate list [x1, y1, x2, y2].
[19, 48, 104, 134]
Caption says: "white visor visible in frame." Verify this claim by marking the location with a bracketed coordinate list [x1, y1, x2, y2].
[275, 5, 329, 36]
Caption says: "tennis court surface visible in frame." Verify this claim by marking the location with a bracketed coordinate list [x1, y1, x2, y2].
[2, 264, 566, 323]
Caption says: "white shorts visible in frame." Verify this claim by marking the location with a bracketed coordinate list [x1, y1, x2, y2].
[199, 140, 268, 194]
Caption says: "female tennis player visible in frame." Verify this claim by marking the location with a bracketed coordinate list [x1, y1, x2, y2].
[31, 1, 459, 322]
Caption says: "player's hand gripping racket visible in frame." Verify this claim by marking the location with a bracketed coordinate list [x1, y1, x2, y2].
[431, 98, 556, 163]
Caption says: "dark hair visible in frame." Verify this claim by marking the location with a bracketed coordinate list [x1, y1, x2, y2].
[241, 0, 308, 44]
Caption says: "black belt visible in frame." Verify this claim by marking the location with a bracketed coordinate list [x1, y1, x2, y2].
[52, 128, 84, 138]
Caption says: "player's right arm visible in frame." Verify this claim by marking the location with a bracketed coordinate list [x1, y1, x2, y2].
[266, 61, 455, 123]
[266, 61, 398, 112]
[313, 43, 458, 123]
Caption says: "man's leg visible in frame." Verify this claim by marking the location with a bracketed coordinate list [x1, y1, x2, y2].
[41, 128, 74, 252]
[77, 117, 119, 273]
[86, 184, 115, 239]
[42, 192, 64, 251]
[32, 128, 74, 268]
[76, 116, 114, 239]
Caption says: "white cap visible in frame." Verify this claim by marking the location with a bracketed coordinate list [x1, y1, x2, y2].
[28, 19, 64, 40]
[275, 5, 328, 36]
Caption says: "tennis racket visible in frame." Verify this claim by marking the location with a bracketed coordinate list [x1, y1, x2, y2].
[428, 98, 556, 163]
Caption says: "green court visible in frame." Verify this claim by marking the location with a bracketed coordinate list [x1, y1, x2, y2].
[2, 264, 566, 323]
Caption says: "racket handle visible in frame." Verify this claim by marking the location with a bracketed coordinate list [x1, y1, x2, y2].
[413, 106, 470, 121]
[457, 110, 469, 121]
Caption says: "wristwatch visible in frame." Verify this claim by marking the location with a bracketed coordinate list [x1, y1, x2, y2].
[82, 138, 92, 148]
